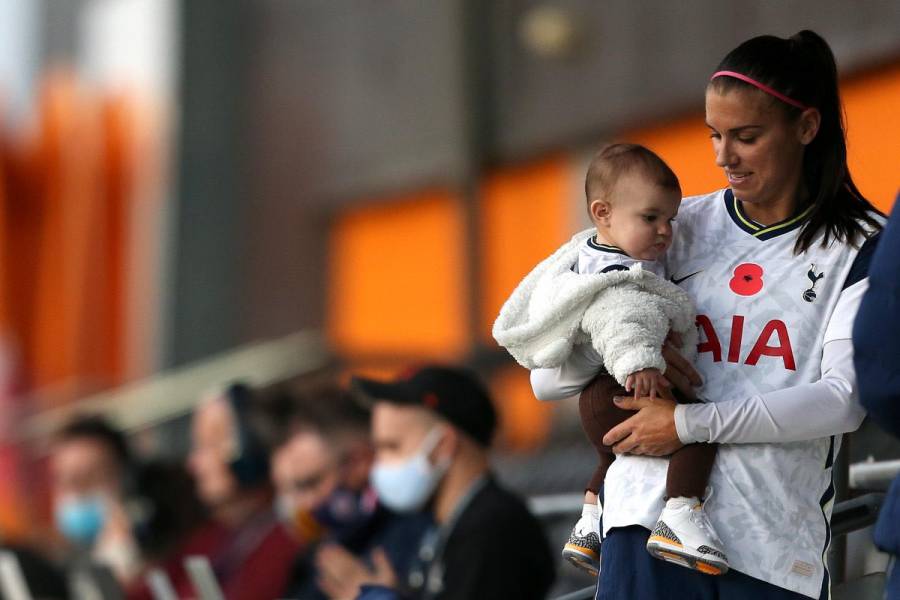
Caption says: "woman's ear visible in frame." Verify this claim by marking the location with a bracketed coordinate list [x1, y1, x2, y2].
[589, 199, 611, 225]
[797, 107, 821, 145]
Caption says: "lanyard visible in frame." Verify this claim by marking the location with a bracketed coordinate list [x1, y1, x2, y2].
[407, 476, 489, 600]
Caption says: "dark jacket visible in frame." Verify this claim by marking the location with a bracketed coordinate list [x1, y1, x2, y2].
[853, 194, 900, 598]
[360, 475, 555, 600]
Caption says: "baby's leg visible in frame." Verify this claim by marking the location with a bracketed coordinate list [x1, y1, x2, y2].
[563, 373, 631, 575]
[585, 455, 615, 497]
[666, 444, 716, 499]
[665, 396, 716, 499]
[579, 373, 632, 493]
[666, 444, 716, 498]
[648, 395, 727, 575]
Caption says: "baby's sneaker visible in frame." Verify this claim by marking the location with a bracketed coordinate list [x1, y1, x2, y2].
[562, 503, 601, 576]
[646, 497, 729, 575]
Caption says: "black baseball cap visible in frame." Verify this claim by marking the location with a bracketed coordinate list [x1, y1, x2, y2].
[352, 365, 497, 447]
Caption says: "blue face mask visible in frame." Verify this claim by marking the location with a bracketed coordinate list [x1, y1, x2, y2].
[55, 496, 106, 545]
[370, 427, 449, 513]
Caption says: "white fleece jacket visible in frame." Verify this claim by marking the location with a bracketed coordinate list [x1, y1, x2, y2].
[492, 229, 697, 386]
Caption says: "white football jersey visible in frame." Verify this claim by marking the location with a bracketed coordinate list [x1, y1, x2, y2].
[601, 188, 880, 599]
[576, 236, 667, 278]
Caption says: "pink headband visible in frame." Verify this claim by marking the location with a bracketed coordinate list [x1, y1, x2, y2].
[711, 70, 809, 110]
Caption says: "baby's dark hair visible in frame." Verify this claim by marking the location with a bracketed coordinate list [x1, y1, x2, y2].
[585, 143, 680, 209]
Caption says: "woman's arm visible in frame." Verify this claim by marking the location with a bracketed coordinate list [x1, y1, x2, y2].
[675, 274, 870, 444]
[674, 337, 862, 444]
[530, 344, 603, 400]
[605, 278, 869, 452]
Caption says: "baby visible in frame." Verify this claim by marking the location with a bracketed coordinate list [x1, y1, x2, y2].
[493, 144, 727, 577]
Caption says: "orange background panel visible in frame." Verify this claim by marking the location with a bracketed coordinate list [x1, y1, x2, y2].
[327, 190, 469, 358]
[24, 73, 133, 397]
[0, 74, 147, 538]
[29, 73, 88, 391]
[479, 157, 570, 340]
[623, 116, 723, 199]
[624, 63, 900, 213]
[842, 64, 900, 214]
[489, 365, 554, 451]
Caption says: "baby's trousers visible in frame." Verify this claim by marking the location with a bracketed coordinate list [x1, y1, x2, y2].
[579, 373, 716, 499]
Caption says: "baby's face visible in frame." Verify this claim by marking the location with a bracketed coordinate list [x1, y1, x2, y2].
[600, 174, 681, 261]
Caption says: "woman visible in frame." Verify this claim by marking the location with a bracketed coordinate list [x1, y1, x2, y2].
[531, 30, 883, 600]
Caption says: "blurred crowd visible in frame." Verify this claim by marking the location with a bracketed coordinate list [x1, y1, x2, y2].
[2, 365, 556, 600]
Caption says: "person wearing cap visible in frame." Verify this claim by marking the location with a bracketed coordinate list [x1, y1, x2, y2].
[315, 365, 554, 600]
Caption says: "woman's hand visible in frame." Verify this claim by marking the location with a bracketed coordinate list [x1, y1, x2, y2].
[601, 392, 683, 456]
[662, 332, 702, 400]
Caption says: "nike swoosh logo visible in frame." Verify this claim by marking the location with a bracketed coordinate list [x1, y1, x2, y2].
[670, 271, 702, 285]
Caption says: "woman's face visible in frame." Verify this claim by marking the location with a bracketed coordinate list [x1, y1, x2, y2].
[705, 86, 811, 212]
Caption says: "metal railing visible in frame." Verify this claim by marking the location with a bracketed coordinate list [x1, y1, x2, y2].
[850, 459, 900, 491]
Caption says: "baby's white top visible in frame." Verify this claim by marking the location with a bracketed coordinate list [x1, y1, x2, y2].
[576, 235, 667, 278]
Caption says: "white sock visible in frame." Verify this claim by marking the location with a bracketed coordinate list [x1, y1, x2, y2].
[666, 496, 700, 509]
[582, 502, 599, 519]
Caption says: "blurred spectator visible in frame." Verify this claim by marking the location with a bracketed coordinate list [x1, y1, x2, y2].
[0, 544, 70, 599]
[272, 382, 430, 599]
[137, 382, 299, 600]
[317, 366, 554, 600]
[130, 461, 205, 564]
[853, 193, 900, 600]
[49, 416, 145, 588]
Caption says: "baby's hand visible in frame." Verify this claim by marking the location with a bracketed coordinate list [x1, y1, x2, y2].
[625, 368, 671, 399]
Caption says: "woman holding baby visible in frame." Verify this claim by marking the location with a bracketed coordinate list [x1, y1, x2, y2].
[531, 29, 883, 600]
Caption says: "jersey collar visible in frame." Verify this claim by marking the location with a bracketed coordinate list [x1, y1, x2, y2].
[724, 188, 814, 241]
[586, 236, 628, 255]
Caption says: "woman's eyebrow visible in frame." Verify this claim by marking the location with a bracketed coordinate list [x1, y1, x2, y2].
[705, 122, 763, 133]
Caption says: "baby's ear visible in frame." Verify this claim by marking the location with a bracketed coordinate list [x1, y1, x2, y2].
[589, 199, 611, 224]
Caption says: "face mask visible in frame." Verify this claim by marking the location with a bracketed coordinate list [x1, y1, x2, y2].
[277, 486, 377, 541]
[311, 486, 376, 539]
[55, 495, 106, 545]
[370, 427, 449, 513]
